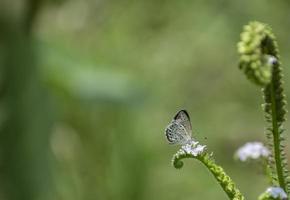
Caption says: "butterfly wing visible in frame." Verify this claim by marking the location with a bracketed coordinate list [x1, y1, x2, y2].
[174, 110, 192, 137]
[165, 110, 192, 145]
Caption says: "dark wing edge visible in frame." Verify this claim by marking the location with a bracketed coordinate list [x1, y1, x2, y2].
[174, 109, 190, 121]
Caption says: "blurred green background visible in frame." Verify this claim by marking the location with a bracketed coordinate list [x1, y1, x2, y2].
[1, 0, 290, 199]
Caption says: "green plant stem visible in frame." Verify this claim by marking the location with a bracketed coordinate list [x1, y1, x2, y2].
[173, 152, 244, 200]
[198, 154, 244, 200]
[269, 82, 286, 190]
[0, 2, 54, 200]
[238, 21, 290, 194]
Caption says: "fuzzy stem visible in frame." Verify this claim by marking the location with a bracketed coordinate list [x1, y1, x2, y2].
[199, 154, 244, 200]
[238, 21, 290, 195]
[173, 151, 244, 200]
[269, 82, 286, 190]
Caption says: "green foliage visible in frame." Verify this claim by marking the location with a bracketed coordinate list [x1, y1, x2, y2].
[4, 1, 290, 200]
[238, 21, 290, 193]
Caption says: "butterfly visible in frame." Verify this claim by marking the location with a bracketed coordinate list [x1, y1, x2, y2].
[165, 110, 193, 145]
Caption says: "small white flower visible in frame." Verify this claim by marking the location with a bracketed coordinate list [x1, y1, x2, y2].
[181, 141, 206, 156]
[267, 55, 278, 65]
[235, 142, 269, 161]
[266, 186, 287, 200]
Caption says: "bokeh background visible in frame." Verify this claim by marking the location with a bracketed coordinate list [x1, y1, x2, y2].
[1, 0, 290, 199]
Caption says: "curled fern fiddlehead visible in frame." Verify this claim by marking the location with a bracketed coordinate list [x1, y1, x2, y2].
[238, 21, 290, 194]
[173, 150, 245, 200]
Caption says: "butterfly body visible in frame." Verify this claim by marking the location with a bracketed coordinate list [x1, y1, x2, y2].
[165, 110, 193, 145]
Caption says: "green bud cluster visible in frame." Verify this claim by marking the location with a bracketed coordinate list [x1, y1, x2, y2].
[237, 21, 277, 86]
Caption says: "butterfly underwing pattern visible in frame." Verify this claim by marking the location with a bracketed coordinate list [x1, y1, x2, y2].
[165, 110, 193, 145]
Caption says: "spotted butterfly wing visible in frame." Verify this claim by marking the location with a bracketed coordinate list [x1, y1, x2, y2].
[165, 110, 192, 145]
[174, 110, 192, 135]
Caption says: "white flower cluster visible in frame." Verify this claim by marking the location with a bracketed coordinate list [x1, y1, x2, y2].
[181, 141, 206, 157]
[235, 142, 269, 161]
[266, 187, 287, 200]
